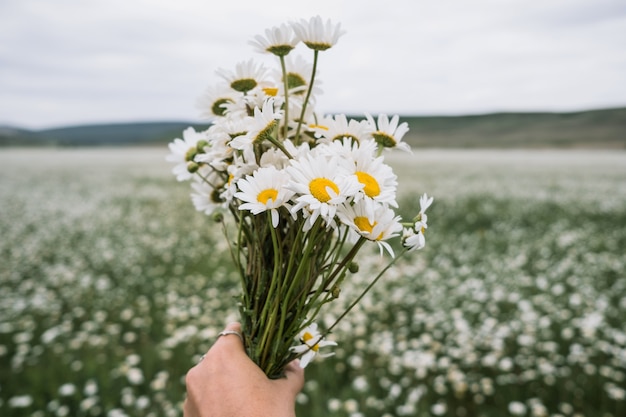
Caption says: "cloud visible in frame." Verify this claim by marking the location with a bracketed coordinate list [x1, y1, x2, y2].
[1, 0, 625, 128]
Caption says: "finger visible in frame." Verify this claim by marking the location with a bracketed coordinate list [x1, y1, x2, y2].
[182, 397, 198, 417]
[276, 359, 305, 396]
[213, 322, 245, 351]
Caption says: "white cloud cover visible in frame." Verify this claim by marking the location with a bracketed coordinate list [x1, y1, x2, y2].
[1, 0, 625, 128]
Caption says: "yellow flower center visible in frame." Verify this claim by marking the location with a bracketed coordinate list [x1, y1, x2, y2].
[355, 171, 380, 198]
[257, 188, 278, 205]
[302, 332, 319, 351]
[354, 216, 373, 233]
[309, 178, 339, 203]
[308, 123, 328, 131]
[263, 87, 279, 97]
[354, 216, 383, 240]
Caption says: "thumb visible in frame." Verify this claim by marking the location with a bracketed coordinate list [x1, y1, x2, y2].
[274, 359, 305, 397]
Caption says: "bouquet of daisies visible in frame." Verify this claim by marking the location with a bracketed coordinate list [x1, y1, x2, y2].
[167, 16, 433, 379]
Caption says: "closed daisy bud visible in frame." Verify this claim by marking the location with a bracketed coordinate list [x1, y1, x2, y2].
[186, 161, 199, 173]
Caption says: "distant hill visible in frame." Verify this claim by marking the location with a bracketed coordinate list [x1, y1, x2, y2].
[1, 107, 624, 148]
[400, 107, 626, 149]
[0, 122, 211, 147]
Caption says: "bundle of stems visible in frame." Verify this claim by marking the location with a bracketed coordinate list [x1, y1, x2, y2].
[230, 208, 365, 378]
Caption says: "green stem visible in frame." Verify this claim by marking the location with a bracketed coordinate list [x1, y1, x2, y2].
[257, 214, 282, 362]
[294, 50, 319, 143]
[322, 237, 367, 289]
[283, 219, 325, 312]
[266, 135, 293, 159]
[325, 248, 409, 335]
[279, 55, 289, 140]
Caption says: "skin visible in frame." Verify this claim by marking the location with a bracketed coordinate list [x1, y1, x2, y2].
[183, 322, 305, 417]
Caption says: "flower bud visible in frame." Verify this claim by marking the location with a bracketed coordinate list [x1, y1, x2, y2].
[187, 161, 199, 173]
[196, 140, 209, 153]
[331, 285, 341, 299]
[348, 262, 359, 273]
[210, 189, 224, 204]
[212, 212, 224, 223]
[185, 147, 197, 162]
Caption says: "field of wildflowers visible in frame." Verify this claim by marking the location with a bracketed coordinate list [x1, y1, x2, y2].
[1, 147, 625, 417]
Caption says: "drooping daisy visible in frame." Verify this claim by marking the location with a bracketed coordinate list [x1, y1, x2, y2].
[249, 23, 299, 57]
[413, 193, 433, 234]
[235, 166, 294, 228]
[166, 127, 209, 181]
[291, 16, 345, 51]
[402, 193, 434, 251]
[219, 152, 259, 204]
[286, 153, 362, 230]
[190, 177, 224, 215]
[230, 99, 282, 151]
[216, 59, 269, 93]
[289, 323, 337, 368]
[323, 138, 398, 206]
[337, 199, 402, 257]
[366, 113, 412, 152]
[402, 227, 425, 251]
[418, 193, 434, 218]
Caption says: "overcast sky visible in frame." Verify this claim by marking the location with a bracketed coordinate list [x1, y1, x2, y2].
[1, 0, 625, 129]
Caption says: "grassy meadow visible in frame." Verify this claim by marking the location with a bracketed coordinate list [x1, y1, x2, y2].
[1, 147, 625, 417]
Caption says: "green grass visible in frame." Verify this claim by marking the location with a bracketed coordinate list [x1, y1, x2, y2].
[1, 148, 625, 417]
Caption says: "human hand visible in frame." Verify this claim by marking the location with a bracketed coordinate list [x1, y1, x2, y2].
[183, 322, 305, 417]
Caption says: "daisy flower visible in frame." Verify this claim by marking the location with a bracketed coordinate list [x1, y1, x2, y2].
[190, 177, 224, 215]
[312, 114, 373, 144]
[338, 199, 402, 257]
[230, 99, 282, 151]
[259, 141, 293, 170]
[324, 138, 398, 206]
[402, 193, 434, 251]
[235, 166, 294, 228]
[249, 23, 299, 57]
[289, 323, 337, 368]
[291, 16, 345, 51]
[196, 83, 241, 118]
[286, 153, 362, 230]
[366, 113, 412, 152]
[216, 59, 269, 93]
[419, 192, 434, 213]
[166, 127, 209, 181]
[219, 153, 259, 204]
[402, 227, 425, 251]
